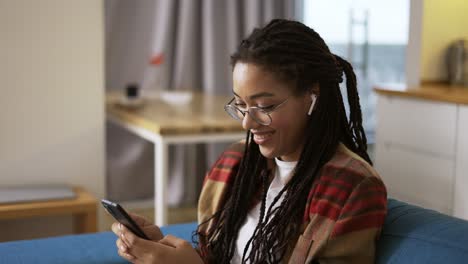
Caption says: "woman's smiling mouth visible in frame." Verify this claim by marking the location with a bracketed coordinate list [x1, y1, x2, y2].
[252, 131, 275, 145]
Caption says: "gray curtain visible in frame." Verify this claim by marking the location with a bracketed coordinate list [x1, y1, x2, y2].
[105, 0, 297, 205]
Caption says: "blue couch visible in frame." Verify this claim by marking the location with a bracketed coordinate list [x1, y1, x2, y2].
[1, 199, 467, 263]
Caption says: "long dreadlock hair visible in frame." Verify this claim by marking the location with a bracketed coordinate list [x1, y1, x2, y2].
[196, 19, 371, 263]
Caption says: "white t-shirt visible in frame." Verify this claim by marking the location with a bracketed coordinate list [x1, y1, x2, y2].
[231, 158, 297, 263]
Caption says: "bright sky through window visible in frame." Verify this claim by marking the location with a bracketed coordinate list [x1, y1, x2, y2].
[303, 0, 409, 45]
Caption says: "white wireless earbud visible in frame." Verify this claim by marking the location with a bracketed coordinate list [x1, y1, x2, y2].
[308, 94, 317, 116]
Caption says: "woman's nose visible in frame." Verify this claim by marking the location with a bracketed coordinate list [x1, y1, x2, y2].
[242, 112, 261, 130]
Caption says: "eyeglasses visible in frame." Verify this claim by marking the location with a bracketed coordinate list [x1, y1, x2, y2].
[224, 97, 289, 126]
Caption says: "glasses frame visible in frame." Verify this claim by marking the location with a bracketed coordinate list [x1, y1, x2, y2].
[224, 97, 289, 126]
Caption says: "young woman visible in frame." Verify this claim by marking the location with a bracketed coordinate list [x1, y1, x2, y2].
[112, 19, 387, 264]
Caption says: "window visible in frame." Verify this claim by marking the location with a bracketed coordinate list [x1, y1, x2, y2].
[302, 0, 410, 143]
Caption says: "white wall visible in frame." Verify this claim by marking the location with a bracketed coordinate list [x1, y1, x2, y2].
[0, 0, 105, 240]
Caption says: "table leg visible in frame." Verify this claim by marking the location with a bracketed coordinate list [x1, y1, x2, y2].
[155, 138, 169, 226]
[74, 211, 97, 233]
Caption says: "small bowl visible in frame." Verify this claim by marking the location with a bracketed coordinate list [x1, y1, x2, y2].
[160, 91, 193, 105]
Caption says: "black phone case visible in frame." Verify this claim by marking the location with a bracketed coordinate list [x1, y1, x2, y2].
[101, 199, 150, 240]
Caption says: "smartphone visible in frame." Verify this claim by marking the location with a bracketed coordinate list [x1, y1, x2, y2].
[101, 199, 150, 240]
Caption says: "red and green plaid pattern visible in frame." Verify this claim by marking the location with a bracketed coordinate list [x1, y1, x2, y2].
[198, 142, 387, 263]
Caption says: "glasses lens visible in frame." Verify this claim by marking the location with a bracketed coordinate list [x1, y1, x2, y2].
[250, 108, 271, 125]
[224, 105, 243, 121]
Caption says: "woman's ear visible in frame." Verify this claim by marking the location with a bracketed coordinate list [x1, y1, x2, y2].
[308, 94, 318, 116]
[309, 83, 320, 96]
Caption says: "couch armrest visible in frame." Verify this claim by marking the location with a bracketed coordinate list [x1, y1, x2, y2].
[377, 198, 468, 264]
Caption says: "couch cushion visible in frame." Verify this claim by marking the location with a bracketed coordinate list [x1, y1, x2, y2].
[0, 223, 198, 264]
[377, 198, 468, 264]
[0, 232, 125, 264]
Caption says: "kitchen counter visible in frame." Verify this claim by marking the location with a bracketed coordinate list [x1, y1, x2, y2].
[374, 82, 468, 105]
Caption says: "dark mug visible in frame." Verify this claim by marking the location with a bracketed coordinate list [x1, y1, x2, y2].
[125, 83, 140, 99]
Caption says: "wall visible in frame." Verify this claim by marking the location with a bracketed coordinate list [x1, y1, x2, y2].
[420, 0, 468, 81]
[0, 0, 105, 240]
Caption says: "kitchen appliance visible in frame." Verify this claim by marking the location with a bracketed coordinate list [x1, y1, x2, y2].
[446, 39, 468, 86]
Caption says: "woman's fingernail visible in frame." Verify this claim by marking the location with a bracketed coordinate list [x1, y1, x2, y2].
[119, 223, 123, 230]
[120, 245, 126, 252]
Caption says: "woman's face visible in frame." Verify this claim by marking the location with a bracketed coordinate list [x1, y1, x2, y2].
[232, 62, 313, 161]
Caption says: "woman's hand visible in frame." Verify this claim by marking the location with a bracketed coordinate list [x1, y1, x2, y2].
[111, 213, 163, 242]
[113, 223, 203, 264]
[128, 213, 164, 241]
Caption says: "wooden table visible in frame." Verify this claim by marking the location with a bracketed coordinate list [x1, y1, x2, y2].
[106, 91, 244, 225]
[0, 187, 97, 234]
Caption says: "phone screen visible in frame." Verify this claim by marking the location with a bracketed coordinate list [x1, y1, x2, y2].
[101, 199, 150, 240]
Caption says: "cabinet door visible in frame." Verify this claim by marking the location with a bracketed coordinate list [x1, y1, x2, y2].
[376, 95, 457, 157]
[375, 95, 457, 214]
[376, 143, 455, 214]
[454, 105, 468, 220]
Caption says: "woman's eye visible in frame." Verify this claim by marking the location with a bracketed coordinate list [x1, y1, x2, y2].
[259, 105, 275, 111]
[234, 102, 246, 108]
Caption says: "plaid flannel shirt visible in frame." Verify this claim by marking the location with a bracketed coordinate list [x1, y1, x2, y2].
[198, 141, 387, 263]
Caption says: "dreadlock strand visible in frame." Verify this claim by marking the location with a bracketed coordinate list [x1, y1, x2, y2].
[242, 169, 269, 263]
[334, 55, 372, 164]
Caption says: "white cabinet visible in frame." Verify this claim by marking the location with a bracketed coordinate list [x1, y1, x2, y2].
[454, 105, 468, 219]
[376, 96, 457, 156]
[375, 95, 463, 216]
[375, 144, 455, 214]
